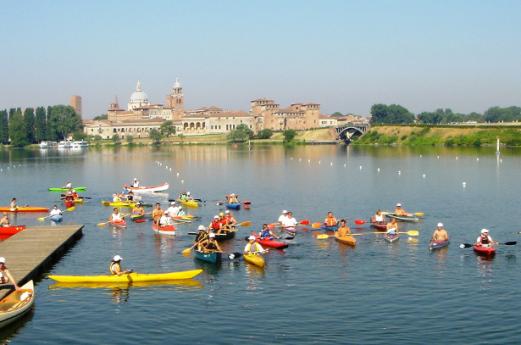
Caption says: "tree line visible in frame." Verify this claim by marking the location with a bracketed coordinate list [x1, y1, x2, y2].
[0, 105, 82, 147]
[369, 104, 521, 125]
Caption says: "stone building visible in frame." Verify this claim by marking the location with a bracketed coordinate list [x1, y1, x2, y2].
[250, 98, 321, 130]
[70, 95, 82, 117]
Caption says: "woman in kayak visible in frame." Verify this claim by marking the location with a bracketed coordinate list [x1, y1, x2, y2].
[201, 233, 223, 254]
[431, 223, 449, 242]
[0, 213, 10, 227]
[131, 203, 145, 217]
[476, 229, 496, 247]
[227, 193, 239, 204]
[372, 210, 385, 224]
[152, 203, 163, 225]
[9, 198, 17, 211]
[386, 218, 399, 235]
[109, 208, 124, 224]
[259, 224, 279, 240]
[224, 210, 237, 227]
[49, 205, 63, 217]
[394, 203, 411, 217]
[337, 219, 351, 237]
[109, 255, 133, 276]
[0, 257, 20, 290]
[244, 235, 267, 255]
[324, 212, 338, 228]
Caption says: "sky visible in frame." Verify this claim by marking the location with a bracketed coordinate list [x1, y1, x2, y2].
[0, 0, 520, 118]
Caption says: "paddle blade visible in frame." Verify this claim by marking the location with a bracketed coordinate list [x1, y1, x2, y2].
[316, 234, 329, 240]
[354, 219, 365, 225]
[415, 212, 425, 217]
[504, 241, 517, 245]
[134, 218, 146, 223]
[239, 221, 252, 227]
[311, 222, 322, 229]
[66, 207, 75, 212]
[300, 220, 310, 225]
[406, 230, 419, 236]
[37, 217, 45, 221]
[459, 243, 472, 248]
[97, 222, 107, 227]
[182, 247, 193, 256]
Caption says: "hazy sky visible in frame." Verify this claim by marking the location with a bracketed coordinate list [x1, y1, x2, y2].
[1, 0, 520, 118]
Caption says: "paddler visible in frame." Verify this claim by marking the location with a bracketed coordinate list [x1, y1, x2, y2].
[195, 225, 209, 247]
[372, 209, 385, 224]
[209, 215, 222, 233]
[126, 191, 135, 202]
[109, 207, 124, 223]
[431, 222, 449, 242]
[0, 213, 10, 227]
[281, 211, 298, 235]
[259, 223, 279, 240]
[476, 228, 496, 247]
[337, 219, 351, 237]
[131, 202, 145, 217]
[0, 257, 20, 290]
[49, 205, 63, 218]
[166, 201, 182, 218]
[324, 211, 338, 228]
[64, 182, 72, 189]
[244, 235, 267, 254]
[394, 203, 411, 217]
[386, 218, 399, 235]
[201, 233, 223, 254]
[109, 255, 133, 276]
[159, 211, 173, 226]
[112, 193, 122, 202]
[152, 203, 163, 225]
[278, 210, 288, 224]
[224, 210, 237, 227]
[132, 178, 140, 188]
[218, 212, 230, 233]
[9, 198, 17, 211]
[227, 193, 239, 204]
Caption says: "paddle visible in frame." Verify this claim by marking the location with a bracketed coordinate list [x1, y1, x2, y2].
[459, 241, 517, 249]
[182, 243, 197, 256]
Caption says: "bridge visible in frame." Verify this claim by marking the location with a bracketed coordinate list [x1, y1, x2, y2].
[335, 122, 370, 144]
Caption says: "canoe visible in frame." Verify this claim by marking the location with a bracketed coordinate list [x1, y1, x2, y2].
[0, 207, 48, 213]
[473, 244, 496, 256]
[0, 280, 35, 328]
[384, 233, 400, 243]
[244, 253, 265, 268]
[124, 182, 169, 193]
[385, 214, 420, 222]
[0, 225, 26, 237]
[152, 223, 176, 235]
[225, 203, 241, 210]
[177, 199, 199, 208]
[256, 237, 288, 249]
[110, 220, 127, 228]
[102, 201, 138, 208]
[335, 234, 357, 246]
[48, 269, 203, 283]
[371, 222, 388, 231]
[215, 230, 236, 241]
[50, 214, 63, 223]
[322, 225, 338, 232]
[194, 250, 222, 264]
[49, 186, 87, 192]
[429, 240, 449, 251]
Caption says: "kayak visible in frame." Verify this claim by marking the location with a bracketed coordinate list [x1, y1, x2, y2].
[48, 269, 203, 283]
[473, 244, 496, 256]
[102, 201, 138, 208]
[131, 214, 146, 222]
[371, 222, 388, 231]
[429, 240, 449, 251]
[0, 225, 26, 238]
[177, 199, 199, 208]
[384, 233, 400, 243]
[0, 280, 35, 328]
[110, 220, 127, 228]
[0, 206, 48, 213]
[152, 223, 176, 235]
[256, 236, 288, 249]
[322, 225, 338, 232]
[50, 214, 63, 223]
[172, 215, 198, 222]
[194, 250, 222, 264]
[386, 214, 420, 222]
[225, 202, 241, 210]
[124, 182, 169, 193]
[244, 253, 265, 268]
[49, 186, 87, 192]
[335, 234, 357, 246]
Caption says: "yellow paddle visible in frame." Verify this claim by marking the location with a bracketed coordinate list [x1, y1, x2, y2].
[238, 221, 252, 227]
[37, 207, 74, 221]
[316, 230, 419, 239]
[182, 243, 197, 256]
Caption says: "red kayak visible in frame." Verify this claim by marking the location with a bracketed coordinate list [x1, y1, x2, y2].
[256, 236, 288, 249]
[473, 244, 496, 256]
[0, 225, 26, 239]
[110, 220, 127, 228]
[152, 223, 176, 235]
[371, 222, 387, 231]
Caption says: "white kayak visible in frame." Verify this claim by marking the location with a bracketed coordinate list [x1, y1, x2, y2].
[124, 182, 169, 193]
[0, 281, 35, 328]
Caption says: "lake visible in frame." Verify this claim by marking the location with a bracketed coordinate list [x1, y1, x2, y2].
[0, 144, 520, 344]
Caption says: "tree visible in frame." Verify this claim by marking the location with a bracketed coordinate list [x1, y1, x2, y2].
[47, 105, 83, 140]
[160, 120, 176, 137]
[149, 129, 162, 145]
[283, 129, 297, 142]
[93, 114, 108, 121]
[228, 124, 253, 143]
[126, 135, 134, 145]
[35, 107, 47, 142]
[256, 128, 273, 139]
[0, 110, 8, 145]
[484, 106, 521, 122]
[370, 104, 414, 124]
[331, 112, 344, 117]
[111, 134, 121, 145]
[23, 108, 35, 143]
[9, 108, 28, 147]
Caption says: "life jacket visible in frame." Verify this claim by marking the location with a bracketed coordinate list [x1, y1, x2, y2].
[325, 217, 337, 227]
[109, 262, 120, 275]
[260, 229, 271, 239]
[206, 241, 218, 251]
[211, 220, 221, 231]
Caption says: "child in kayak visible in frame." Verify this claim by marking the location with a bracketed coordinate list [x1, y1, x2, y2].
[9, 198, 17, 211]
[244, 236, 267, 254]
[431, 223, 449, 242]
[337, 219, 351, 237]
[372, 210, 385, 224]
[159, 211, 173, 226]
[109, 208, 124, 224]
[475, 229, 496, 247]
[259, 224, 279, 240]
[109, 255, 133, 276]
[0, 213, 10, 227]
[386, 218, 399, 235]
[324, 212, 338, 228]
[0, 257, 20, 290]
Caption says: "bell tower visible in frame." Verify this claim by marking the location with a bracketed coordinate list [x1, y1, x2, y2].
[166, 77, 184, 120]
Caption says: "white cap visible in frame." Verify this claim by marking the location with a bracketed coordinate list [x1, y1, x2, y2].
[198, 225, 206, 231]
[163, 211, 169, 216]
[437, 222, 443, 227]
[225, 210, 230, 214]
[213, 215, 219, 219]
[134, 177, 137, 180]
[481, 228, 489, 234]
[248, 235, 256, 240]
[396, 203, 402, 207]
[170, 201, 176, 205]
[187, 191, 191, 195]
[209, 233, 216, 238]
[0, 257, 5, 264]
[112, 255, 122, 262]
[282, 210, 288, 214]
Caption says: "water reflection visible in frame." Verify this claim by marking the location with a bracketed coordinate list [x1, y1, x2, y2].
[0, 309, 34, 342]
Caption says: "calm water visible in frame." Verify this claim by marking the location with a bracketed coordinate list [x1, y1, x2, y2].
[0, 145, 520, 344]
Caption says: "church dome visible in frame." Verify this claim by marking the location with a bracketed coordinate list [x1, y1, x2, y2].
[128, 80, 150, 110]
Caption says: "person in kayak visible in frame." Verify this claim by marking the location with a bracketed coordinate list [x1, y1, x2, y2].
[166, 201, 182, 217]
[281, 211, 298, 235]
[132, 178, 140, 188]
[109, 208, 124, 224]
[278, 210, 288, 224]
[386, 218, 399, 235]
[372, 210, 385, 224]
[179, 191, 193, 201]
[195, 225, 209, 247]
[131, 203, 145, 217]
[224, 210, 237, 227]
[126, 191, 135, 202]
[394, 203, 411, 217]
[476, 229, 496, 247]
[201, 233, 223, 253]
[64, 182, 72, 189]
[109, 255, 133, 276]
[244, 235, 267, 254]
[431, 223, 449, 242]
[152, 203, 163, 225]
[9, 198, 17, 211]
[49, 205, 63, 217]
[0, 213, 10, 227]
[324, 212, 338, 228]
[259, 224, 279, 240]
[218, 212, 230, 233]
[159, 211, 173, 226]
[227, 193, 239, 204]
[337, 219, 351, 237]
[209, 215, 222, 233]
[0, 257, 20, 290]
[112, 193, 122, 203]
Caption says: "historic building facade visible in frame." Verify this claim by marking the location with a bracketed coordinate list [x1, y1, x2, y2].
[249, 98, 321, 131]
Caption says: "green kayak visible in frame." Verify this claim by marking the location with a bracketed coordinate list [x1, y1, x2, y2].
[48, 186, 87, 192]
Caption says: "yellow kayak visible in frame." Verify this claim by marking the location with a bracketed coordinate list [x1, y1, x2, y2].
[244, 253, 265, 268]
[48, 269, 203, 283]
[177, 199, 199, 208]
[101, 200, 137, 208]
[334, 233, 357, 246]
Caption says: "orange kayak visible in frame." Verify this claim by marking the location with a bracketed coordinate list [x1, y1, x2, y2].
[0, 206, 49, 213]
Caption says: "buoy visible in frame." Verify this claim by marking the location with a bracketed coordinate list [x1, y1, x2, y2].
[437, 155, 440, 159]
[500, 158, 503, 163]
[343, 163, 347, 168]
[330, 162, 333, 166]
[422, 173, 426, 178]
[377, 168, 380, 172]
[169, 168, 172, 171]
[318, 160, 321, 165]
[419, 154, 422, 158]
[359, 165, 363, 170]
[308, 159, 311, 164]
[476, 158, 479, 162]
[462, 182, 467, 188]
[456, 156, 459, 160]
[397, 170, 401, 175]
[176, 172, 180, 177]
[181, 179, 184, 184]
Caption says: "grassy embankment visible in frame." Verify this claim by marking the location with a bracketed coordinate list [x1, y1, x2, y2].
[354, 125, 521, 147]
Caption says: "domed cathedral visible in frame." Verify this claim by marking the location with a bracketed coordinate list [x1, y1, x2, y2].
[128, 80, 150, 110]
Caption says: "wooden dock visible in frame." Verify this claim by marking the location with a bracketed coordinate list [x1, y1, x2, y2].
[0, 225, 83, 299]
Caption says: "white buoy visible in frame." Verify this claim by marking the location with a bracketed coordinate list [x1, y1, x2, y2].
[330, 162, 333, 166]
[476, 158, 479, 162]
[176, 172, 180, 177]
[318, 160, 321, 165]
[422, 173, 426, 178]
[359, 165, 363, 170]
[397, 170, 401, 175]
[500, 158, 503, 163]
[462, 182, 467, 188]
[169, 168, 172, 171]
[456, 156, 459, 160]
[377, 168, 380, 172]
[308, 159, 311, 164]
[437, 155, 440, 159]
[343, 163, 347, 168]
[181, 179, 184, 184]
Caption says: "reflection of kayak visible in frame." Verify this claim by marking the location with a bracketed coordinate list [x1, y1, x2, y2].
[194, 250, 221, 264]
[177, 199, 199, 208]
[50, 214, 63, 223]
[384, 233, 400, 243]
[429, 240, 449, 250]
[49, 187, 87, 192]
[473, 244, 496, 256]
[386, 214, 420, 222]
[334, 233, 357, 246]
[0, 280, 35, 328]
[256, 236, 288, 249]
[225, 203, 241, 210]
[0, 206, 48, 213]
[152, 223, 176, 235]
[0, 225, 26, 238]
[48, 269, 203, 283]
[244, 253, 265, 268]
[48, 279, 203, 290]
[124, 183, 169, 193]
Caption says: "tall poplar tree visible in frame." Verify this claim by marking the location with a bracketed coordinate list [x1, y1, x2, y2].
[35, 106, 47, 142]
[23, 108, 35, 143]
[0, 110, 8, 144]
[9, 108, 28, 147]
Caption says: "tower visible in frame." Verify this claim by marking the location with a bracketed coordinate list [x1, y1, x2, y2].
[166, 77, 184, 120]
[70, 95, 82, 117]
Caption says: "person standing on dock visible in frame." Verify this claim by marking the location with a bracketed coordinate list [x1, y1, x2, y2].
[0, 257, 20, 290]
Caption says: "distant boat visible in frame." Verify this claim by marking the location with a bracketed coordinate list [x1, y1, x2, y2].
[39, 141, 58, 149]
[57, 141, 72, 150]
[71, 140, 89, 149]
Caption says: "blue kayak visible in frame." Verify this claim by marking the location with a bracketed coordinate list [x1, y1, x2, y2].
[194, 250, 222, 264]
[429, 240, 449, 251]
[225, 203, 241, 210]
[50, 214, 63, 223]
